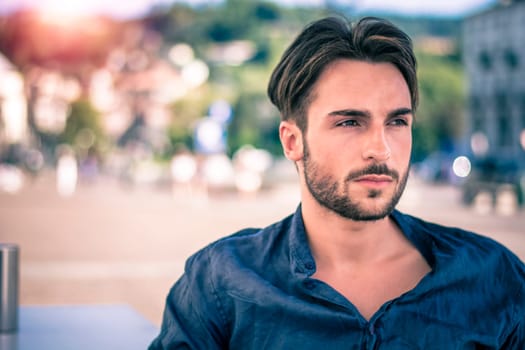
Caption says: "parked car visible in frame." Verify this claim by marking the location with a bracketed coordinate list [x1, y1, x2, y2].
[413, 152, 456, 183]
[461, 157, 524, 208]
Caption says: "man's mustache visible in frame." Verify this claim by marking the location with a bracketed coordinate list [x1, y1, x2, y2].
[345, 163, 400, 182]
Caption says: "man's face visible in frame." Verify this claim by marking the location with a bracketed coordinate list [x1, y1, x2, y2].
[301, 59, 413, 221]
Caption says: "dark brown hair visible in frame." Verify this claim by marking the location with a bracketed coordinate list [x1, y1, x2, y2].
[267, 16, 418, 132]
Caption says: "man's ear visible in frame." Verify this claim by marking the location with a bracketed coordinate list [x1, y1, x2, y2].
[279, 121, 304, 162]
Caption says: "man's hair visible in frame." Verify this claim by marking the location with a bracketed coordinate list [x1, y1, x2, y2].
[267, 16, 418, 132]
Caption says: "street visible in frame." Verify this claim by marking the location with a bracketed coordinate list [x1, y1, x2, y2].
[1, 170, 524, 327]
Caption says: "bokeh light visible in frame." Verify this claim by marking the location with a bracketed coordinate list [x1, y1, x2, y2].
[452, 156, 472, 178]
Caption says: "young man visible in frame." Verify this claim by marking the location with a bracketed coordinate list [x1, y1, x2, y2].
[150, 16, 525, 349]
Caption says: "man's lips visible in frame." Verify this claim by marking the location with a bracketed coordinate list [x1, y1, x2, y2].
[353, 174, 394, 187]
[354, 174, 393, 182]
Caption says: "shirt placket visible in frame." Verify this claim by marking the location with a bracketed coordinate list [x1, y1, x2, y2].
[300, 270, 392, 350]
[362, 320, 379, 350]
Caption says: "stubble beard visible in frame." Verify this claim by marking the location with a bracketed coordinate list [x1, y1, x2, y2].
[302, 142, 409, 221]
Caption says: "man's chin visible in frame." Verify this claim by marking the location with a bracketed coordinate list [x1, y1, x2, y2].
[350, 212, 392, 222]
[347, 209, 392, 222]
[331, 204, 394, 222]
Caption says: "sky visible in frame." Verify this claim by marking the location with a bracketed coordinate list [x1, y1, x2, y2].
[0, 0, 499, 19]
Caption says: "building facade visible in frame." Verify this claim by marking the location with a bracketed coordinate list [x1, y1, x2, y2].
[463, 0, 525, 167]
[463, 1, 525, 167]
[463, 0, 525, 207]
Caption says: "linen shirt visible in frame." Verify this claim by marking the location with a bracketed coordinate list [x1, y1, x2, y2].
[149, 207, 525, 349]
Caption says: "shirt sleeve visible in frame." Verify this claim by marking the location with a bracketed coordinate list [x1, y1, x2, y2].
[500, 258, 525, 350]
[501, 316, 524, 349]
[148, 248, 228, 350]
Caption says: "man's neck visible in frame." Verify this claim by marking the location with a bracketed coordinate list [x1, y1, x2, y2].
[300, 200, 407, 268]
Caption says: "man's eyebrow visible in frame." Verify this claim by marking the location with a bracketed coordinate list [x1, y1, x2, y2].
[327, 109, 371, 118]
[327, 107, 413, 118]
[388, 107, 413, 117]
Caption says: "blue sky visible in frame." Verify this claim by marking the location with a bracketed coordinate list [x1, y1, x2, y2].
[0, 0, 498, 19]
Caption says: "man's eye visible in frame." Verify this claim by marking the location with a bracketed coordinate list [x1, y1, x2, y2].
[337, 119, 360, 127]
[389, 118, 408, 126]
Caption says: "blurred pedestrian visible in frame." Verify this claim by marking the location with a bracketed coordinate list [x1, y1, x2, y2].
[150, 16, 525, 349]
[56, 145, 78, 197]
[170, 146, 197, 198]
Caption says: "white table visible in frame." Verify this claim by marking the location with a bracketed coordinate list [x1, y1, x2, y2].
[0, 304, 159, 350]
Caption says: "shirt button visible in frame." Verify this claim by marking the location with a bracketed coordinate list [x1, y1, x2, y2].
[305, 262, 314, 270]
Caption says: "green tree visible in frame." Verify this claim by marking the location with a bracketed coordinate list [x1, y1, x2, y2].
[413, 53, 465, 161]
[59, 99, 106, 154]
[167, 87, 215, 151]
[228, 92, 280, 155]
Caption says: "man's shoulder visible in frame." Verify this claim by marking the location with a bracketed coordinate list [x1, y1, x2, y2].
[395, 210, 517, 254]
[395, 210, 525, 283]
[395, 210, 524, 276]
[212, 212, 293, 250]
[185, 213, 294, 272]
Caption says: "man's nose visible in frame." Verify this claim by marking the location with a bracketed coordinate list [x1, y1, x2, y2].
[362, 127, 391, 161]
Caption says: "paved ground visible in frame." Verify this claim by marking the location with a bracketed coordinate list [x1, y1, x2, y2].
[1, 170, 524, 327]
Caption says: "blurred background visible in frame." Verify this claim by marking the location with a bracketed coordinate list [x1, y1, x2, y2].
[0, 0, 524, 326]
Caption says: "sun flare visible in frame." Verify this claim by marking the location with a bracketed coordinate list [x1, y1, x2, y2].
[36, 0, 92, 25]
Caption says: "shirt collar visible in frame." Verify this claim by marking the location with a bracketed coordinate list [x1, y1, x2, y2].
[287, 206, 437, 277]
[288, 205, 317, 277]
[391, 210, 436, 268]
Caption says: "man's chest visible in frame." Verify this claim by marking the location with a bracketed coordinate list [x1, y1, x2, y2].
[311, 249, 431, 321]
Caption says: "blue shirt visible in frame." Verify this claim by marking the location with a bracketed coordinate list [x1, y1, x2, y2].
[150, 207, 525, 349]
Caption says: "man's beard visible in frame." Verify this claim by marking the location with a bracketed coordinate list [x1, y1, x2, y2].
[303, 142, 409, 221]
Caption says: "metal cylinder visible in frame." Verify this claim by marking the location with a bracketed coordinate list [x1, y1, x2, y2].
[0, 244, 19, 333]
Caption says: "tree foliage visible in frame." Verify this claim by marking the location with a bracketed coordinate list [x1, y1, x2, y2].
[59, 99, 106, 153]
[148, 1, 330, 156]
[413, 52, 465, 161]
